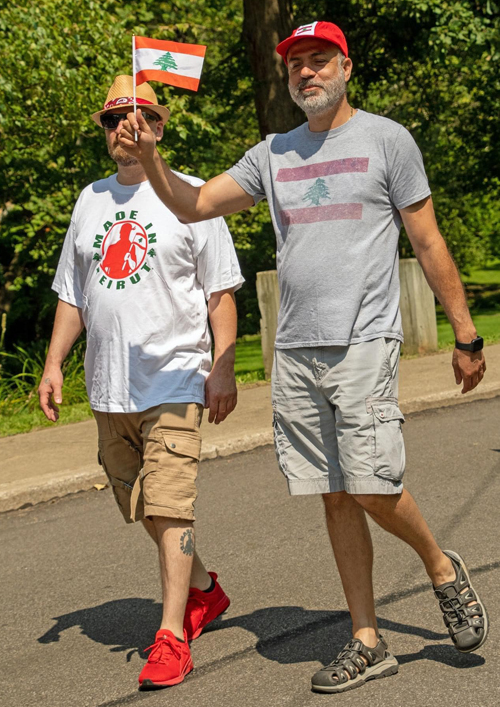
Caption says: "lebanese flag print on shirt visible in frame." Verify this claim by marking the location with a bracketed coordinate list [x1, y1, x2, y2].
[134, 37, 207, 91]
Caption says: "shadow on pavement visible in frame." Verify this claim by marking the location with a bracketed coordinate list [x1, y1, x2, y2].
[38, 598, 162, 661]
[36, 598, 484, 672]
[396, 644, 485, 668]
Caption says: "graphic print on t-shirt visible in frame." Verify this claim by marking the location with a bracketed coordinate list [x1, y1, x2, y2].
[101, 221, 148, 277]
[92, 210, 157, 290]
[276, 157, 368, 226]
[302, 178, 330, 206]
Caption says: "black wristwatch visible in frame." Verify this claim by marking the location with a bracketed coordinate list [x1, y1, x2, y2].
[455, 336, 484, 352]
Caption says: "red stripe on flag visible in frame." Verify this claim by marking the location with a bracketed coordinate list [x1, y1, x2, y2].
[135, 69, 201, 91]
[280, 203, 363, 225]
[135, 37, 206, 58]
[276, 158, 369, 182]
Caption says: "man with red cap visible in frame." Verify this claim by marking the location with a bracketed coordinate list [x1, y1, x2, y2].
[118, 22, 488, 694]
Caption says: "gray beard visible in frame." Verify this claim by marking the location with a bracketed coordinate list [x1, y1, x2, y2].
[107, 143, 139, 167]
[289, 73, 346, 116]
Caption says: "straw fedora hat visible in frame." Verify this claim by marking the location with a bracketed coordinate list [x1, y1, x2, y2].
[91, 75, 170, 126]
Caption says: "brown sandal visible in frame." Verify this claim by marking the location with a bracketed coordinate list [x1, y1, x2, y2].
[434, 550, 489, 653]
[311, 635, 398, 694]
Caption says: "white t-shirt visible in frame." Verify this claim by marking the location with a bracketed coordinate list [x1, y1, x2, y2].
[52, 173, 244, 413]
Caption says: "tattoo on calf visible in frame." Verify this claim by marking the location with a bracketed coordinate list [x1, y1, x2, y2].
[180, 529, 194, 556]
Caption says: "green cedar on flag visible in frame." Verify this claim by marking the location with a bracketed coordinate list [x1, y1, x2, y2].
[303, 178, 331, 206]
[153, 52, 178, 72]
[133, 36, 207, 91]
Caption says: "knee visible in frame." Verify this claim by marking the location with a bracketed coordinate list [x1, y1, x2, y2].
[322, 490, 351, 516]
[350, 492, 400, 515]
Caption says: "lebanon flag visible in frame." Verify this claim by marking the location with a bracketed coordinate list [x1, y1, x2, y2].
[134, 36, 207, 92]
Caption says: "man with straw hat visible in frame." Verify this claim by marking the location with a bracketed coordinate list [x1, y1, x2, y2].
[39, 75, 244, 689]
[118, 20, 488, 695]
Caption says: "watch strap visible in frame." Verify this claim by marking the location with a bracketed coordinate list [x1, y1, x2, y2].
[455, 336, 484, 352]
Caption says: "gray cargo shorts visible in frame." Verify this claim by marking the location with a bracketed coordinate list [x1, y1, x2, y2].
[272, 337, 405, 496]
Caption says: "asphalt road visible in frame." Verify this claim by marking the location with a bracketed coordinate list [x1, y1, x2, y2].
[1, 398, 499, 707]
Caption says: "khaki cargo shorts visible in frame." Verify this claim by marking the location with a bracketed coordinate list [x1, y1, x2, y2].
[272, 337, 405, 496]
[93, 403, 203, 523]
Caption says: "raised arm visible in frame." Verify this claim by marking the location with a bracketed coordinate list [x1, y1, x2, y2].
[118, 110, 254, 223]
[400, 196, 486, 393]
[38, 300, 84, 421]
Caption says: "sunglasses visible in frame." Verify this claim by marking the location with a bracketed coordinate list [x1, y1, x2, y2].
[100, 111, 159, 129]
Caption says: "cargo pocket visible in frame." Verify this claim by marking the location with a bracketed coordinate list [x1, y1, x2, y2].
[366, 397, 406, 482]
[139, 430, 202, 520]
[161, 430, 202, 462]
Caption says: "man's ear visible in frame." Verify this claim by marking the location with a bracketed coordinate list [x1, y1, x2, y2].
[343, 57, 353, 82]
[155, 121, 164, 142]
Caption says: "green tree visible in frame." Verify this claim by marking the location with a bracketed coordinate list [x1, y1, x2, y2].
[0, 0, 498, 350]
[303, 178, 331, 206]
[0, 0, 265, 344]
[153, 52, 178, 71]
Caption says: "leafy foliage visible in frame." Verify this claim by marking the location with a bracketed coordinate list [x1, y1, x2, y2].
[0, 0, 263, 345]
[0, 0, 499, 352]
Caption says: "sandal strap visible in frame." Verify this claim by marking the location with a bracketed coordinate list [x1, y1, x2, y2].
[434, 551, 487, 651]
[435, 583, 483, 631]
[325, 636, 387, 679]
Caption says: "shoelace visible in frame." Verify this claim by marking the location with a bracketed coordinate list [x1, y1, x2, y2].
[145, 637, 182, 664]
[439, 593, 466, 627]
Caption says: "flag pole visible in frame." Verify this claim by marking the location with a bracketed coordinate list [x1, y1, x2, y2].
[132, 35, 137, 141]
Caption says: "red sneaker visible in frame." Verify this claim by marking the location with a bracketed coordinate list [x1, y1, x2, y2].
[184, 572, 231, 641]
[139, 629, 193, 688]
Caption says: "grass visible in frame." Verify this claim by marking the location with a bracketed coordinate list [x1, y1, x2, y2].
[1, 263, 498, 438]
[0, 341, 88, 438]
[234, 334, 265, 384]
[0, 401, 92, 438]
[463, 261, 500, 285]
[436, 260, 500, 350]
[437, 311, 500, 349]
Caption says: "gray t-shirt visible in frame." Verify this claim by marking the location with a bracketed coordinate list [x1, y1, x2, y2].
[226, 109, 431, 348]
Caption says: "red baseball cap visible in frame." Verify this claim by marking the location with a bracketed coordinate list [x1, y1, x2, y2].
[276, 21, 348, 63]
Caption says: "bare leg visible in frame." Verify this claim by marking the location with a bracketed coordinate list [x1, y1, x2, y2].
[142, 517, 158, 543]
[323, 491, 379, 648]
[351, 489, 455, 585]
[142, 518, 211, 590]
[151, 516, 194, 638]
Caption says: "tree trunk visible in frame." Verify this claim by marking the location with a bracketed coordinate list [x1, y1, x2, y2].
[243, 0, 304, 138]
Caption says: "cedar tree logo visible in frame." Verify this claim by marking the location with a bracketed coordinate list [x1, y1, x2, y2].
[302, 177, 331, 207]
[101, 221, 148, 278]
[153, 52, 178, 72]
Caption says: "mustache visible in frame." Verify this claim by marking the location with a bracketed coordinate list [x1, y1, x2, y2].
[296, 79, 325, 91]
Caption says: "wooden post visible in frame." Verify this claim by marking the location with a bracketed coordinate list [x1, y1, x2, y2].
[399, 258, 438, 355]
[256, 270, 280, 379]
